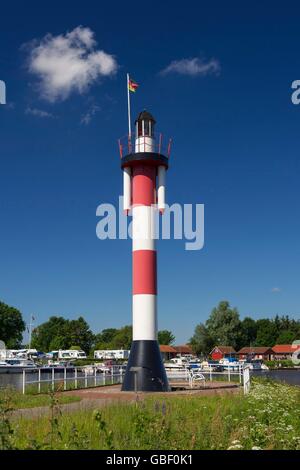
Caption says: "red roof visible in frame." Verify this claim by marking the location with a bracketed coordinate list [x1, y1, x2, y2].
[237, 347, 274, 354]
[272, 344, 300, 354]
[210, 346, 236, 354]
[174, 345, 193, 354]
[160, 345, 177, 353]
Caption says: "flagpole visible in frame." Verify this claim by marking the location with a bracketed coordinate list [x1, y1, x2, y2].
[28, 315, 34, 350]
[127, 73, 131, 139]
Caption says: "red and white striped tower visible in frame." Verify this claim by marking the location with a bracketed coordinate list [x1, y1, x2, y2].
[120, 110, 170, 392]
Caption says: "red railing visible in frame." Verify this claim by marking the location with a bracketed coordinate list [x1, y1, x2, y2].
[118, 133, 172, 159]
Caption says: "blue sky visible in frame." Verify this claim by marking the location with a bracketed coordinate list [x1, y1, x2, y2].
[1, 1, 300, 344]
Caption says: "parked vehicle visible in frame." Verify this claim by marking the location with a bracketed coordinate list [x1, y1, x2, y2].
[94, 349, 130, 360]
[47, 350, 87, 360]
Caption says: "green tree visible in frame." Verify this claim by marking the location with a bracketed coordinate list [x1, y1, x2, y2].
[94, 328, 118, 347]
[0, 301, 26, 348]
[274, 315, 300, 342]
[110, 325, 132, 349]
[158, 330, 175, 345]
[67, 317, 94, 353]
[206, 301, 241, 349]
[94, 326, 132, 350]
[255, 319, 278, 346]
[239, 317, 258, 349]
[31, 316, 94, 353]
[189, 323, 214, 356]
[48, 335, 66, 351]
[276, 330, 297, 344]
[31, 316, 68, 351]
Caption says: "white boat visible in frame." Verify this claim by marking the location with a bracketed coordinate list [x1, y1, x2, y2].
[0, 358, 37, 373]
[164, 357, 188, 370]
[219, 359, 241, 370]
[243, 360, 269, 371]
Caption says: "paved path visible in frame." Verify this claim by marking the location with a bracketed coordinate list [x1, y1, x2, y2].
[13, 382, 240, 420]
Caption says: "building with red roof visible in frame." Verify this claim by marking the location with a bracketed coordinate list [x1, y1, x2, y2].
[272, 344, 300, 360]
[210, 346, 236, 361]
[159, 344, 177, 360]
[237, 347, 274, 361]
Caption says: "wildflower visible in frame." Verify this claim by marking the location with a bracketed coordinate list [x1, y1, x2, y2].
[227, 444, 243, 450]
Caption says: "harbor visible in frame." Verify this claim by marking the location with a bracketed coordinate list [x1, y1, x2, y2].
[1, 346, 299, 393]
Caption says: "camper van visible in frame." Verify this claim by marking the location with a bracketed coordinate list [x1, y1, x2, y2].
[47, 350, 87, 360]
[59, 350, 86, 359]
[94, 349, 129, 360]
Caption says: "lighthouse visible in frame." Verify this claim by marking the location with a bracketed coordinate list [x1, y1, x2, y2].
[119, 110, 171, 392]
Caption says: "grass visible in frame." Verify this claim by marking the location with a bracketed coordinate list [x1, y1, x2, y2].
[264, 359, 297, 368]
[0, 378, 299, 450]
[0, 387, 81, 409]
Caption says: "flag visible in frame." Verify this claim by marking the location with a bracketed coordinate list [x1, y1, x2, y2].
[128, 78, 139, 93]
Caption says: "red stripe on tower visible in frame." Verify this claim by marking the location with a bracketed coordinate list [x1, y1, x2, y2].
[133, 250, 157, 295]
[132, 166, 156, 206]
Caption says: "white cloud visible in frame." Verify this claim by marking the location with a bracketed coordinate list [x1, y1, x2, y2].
[271, 287, 281, 293]
[161, 57, 220, 77]
[25, 107, 54, 118]
[80, 104, 100, 125]
[26, 26, 117, 102]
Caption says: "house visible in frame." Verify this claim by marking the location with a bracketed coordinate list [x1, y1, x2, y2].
[173, 345, 193, 357]
[272, 344, 300, 360]
[237, 347, 274, 361]
[210, 346, 236, 361]
[159, 345, 177, 361]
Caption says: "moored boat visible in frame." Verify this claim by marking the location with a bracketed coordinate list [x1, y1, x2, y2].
[0, 358, 37, 373]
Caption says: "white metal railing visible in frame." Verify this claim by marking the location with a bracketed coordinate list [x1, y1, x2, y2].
[166, 364, 250, 392]
[22, 365, 126, 395]
[118, 133, 172, 159]
[21, 364, 251, 395]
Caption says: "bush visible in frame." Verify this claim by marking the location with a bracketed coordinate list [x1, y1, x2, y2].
[264, 359, 295, 368]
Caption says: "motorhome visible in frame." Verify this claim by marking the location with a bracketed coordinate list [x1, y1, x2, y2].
[0, 349, 38, 359]
[94, 349, 130, 360]
[59, 350, 86, 359]
[47, 350, 87, 360]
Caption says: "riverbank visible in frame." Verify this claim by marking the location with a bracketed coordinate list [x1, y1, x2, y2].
[1, 378, 299, 450]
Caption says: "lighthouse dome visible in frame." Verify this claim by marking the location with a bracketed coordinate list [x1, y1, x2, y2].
[135, 110, 156, 124]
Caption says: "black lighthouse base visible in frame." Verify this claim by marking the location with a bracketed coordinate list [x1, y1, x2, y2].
[121, 340, 170, 392]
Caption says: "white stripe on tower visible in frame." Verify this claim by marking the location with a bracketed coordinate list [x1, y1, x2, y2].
[132, 162, 157, 342]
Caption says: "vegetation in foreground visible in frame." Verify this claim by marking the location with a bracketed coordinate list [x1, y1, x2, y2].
[0, 379, 299, 450]
[0, 388, 81, 410]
